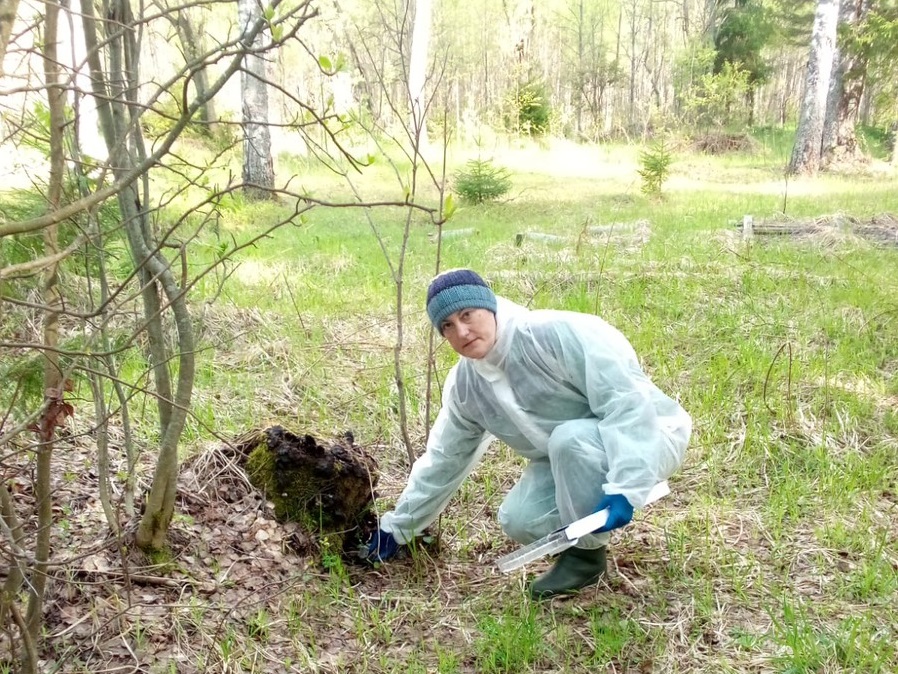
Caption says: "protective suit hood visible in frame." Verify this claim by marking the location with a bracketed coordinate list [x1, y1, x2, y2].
[471, 296, 528, 381]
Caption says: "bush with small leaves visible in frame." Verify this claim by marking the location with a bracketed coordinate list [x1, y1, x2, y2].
[507, 79, 552, 136]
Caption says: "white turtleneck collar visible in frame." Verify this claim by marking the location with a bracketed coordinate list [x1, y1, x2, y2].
[470, 296, 529, 381]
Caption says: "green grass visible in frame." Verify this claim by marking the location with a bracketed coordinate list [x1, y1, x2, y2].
[473, 600, 545, 673]
[187, 140, 896, 671]
[2, 131, 897, 672]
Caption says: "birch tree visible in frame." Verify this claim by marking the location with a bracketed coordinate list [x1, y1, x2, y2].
[559, 0, 621, 140]
[409, 0, 433, 149]
[821, 0, 872, 167]
[789, 0, 841, 175]
[239, 0, 276, 199]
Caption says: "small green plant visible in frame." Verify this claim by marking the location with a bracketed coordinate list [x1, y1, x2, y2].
[453, 159, 512, 204]
[320, 534, 351, 596]
[638, 138, 673, 197]
[217, 626, 237, 662]
[831, 615, 896, 672]
[768, 594, 831, 672]
[247, 608, 271, 642]
[436, 646, 461, 674]
[130, 617, 147, 651]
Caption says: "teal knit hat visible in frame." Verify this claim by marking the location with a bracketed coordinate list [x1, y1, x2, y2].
[426, 269, 497, 332]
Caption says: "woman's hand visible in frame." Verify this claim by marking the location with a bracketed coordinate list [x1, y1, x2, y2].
[364, 529, 401, 563]
[594, 494, 634, 533]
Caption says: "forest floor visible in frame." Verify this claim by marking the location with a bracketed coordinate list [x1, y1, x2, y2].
[5, 424, 521, 673]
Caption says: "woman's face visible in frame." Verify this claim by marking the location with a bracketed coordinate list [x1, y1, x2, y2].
[440, 308, 497, 359]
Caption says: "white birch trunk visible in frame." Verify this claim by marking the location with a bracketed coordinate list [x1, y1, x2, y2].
[408, 0, 432, 150]
[821, 0, 870, 168]
[788, 0, 840, 175]
[238, 0, 275, 199]
[59, 3, 107, 161]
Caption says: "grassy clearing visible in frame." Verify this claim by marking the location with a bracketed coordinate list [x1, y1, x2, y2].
[4, 133, 898, 671]
[166, 137, 898, 672]
[187, 138, 898, 671]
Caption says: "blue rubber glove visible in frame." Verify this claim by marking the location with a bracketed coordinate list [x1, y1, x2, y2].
[364, 529, 401, 564]
[594, 494, 634, 533]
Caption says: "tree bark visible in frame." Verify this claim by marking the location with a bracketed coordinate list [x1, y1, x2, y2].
[80, 0, 197, 552]
[0, 0, 20, 71]
[239, 0, 275, 200]
[408, 0, 432, 149]
[116, 0, 198, 552]
[821, 0, 871, 168]
[788, 0, 841, 175]
[626, 0, 638, 130]
[892, 119, 898, 165]
[172, 8, 217, 133]
[23, 0, 67, 669]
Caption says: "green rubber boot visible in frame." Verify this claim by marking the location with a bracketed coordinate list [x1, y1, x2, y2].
[529, 546, 607, 599]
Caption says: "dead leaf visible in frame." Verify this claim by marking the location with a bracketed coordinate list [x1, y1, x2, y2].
[81, 554, 110, 573]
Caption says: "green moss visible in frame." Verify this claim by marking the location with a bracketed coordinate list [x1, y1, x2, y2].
[241, 428, 378, 560]
[245, 441, 276, 491]
[245, 442, 325, 533]
[145, 545, 175, 571]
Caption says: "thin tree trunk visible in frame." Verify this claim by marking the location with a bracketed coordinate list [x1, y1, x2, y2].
[892, 119, 898, 165]
[393, 214, 415, 468]
[24, 0, 67, 668]
[91, 373, 119, 533]
[0, 482, 37, 671]
[781, 55, 797, 126]
[98, 0, 176, 433]
[82, 0, 196, 552]
[239, 0, 275, 199]
[134, 262, 195, 549]
[482, 20, 491, 111]
[408, 0, 432, 149]
[788, 0, 840, 175]
[61, 4, 107, 160]
[116, 0, 197, 552]
[627, 1, 637, 130]
[173, 9, 217, 132]
[0, 0, 20, 70]
[575, 0, 584, 135]
[703, 0, 720, 37]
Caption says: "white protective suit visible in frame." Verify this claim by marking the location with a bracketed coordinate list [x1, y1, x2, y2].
[380, 296, 691, 549]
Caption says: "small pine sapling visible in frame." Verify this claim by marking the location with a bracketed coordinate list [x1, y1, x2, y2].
[638, 138, 673, 197]
[453, 158, 512, 204]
